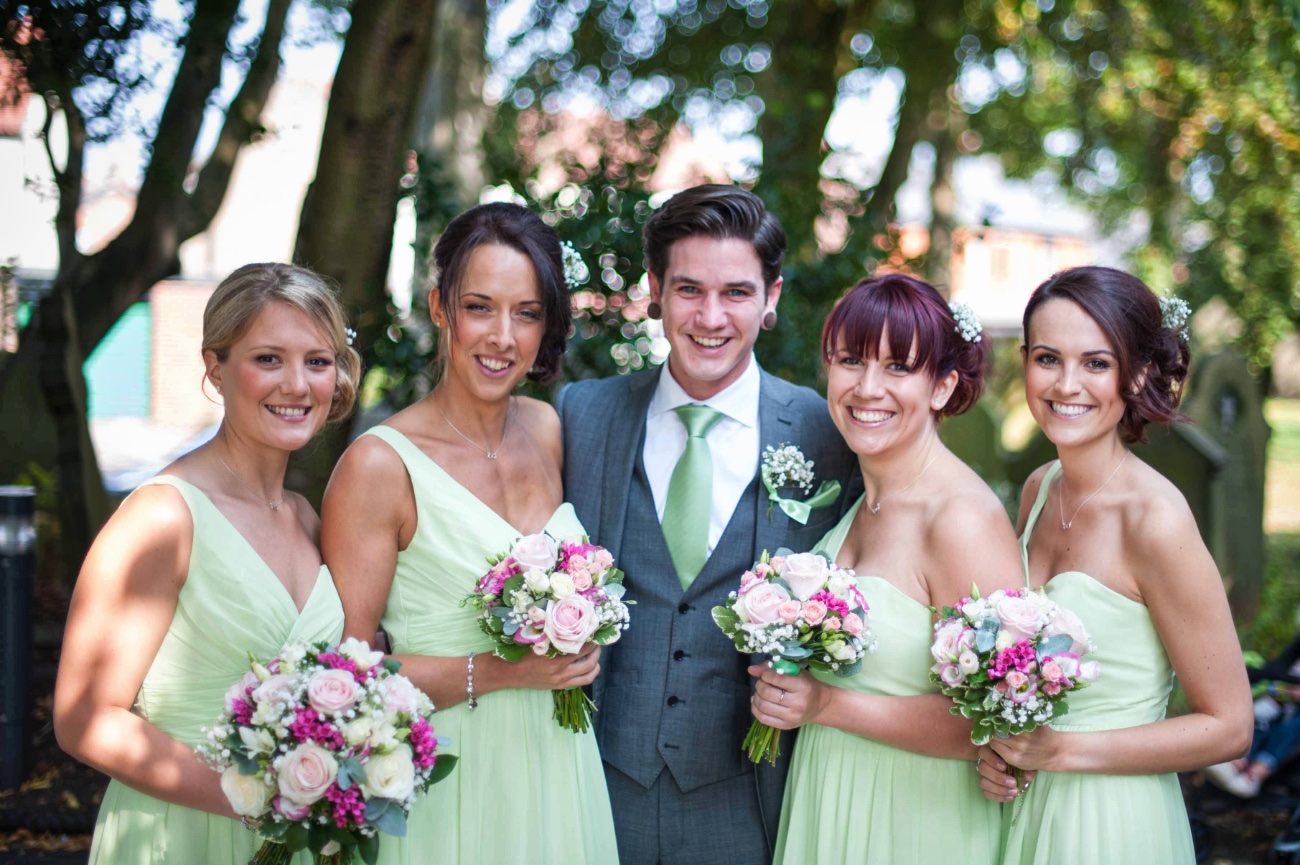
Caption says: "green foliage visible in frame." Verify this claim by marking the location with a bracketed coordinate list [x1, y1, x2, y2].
[1246, 534, 1300, 658]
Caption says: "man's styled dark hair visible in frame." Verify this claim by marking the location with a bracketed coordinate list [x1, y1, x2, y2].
[642, 184, 786, 291]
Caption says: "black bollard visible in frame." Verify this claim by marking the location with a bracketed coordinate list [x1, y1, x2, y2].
[0, 485, 36, 791]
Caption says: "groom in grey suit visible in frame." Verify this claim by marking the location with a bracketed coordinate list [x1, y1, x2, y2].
[557, 185, 858, 864]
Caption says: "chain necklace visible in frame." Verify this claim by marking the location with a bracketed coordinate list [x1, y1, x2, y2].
[867, 450, 940, 516]
[435, 395, 513, 461]
[1058, 451, 1129, 531]
[212, 446, 282, 511]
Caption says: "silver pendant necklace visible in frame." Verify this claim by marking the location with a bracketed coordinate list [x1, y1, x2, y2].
[435, 395, 513, 461]
[867, 451, 939, 516]
[1058, 451, 1129, 530]
[212, 446, 282, 511]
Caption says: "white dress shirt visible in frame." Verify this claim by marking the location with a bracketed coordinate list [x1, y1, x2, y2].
[644, 356, 761, 557]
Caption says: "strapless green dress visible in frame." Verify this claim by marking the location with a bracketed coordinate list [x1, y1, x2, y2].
[774, 496, 1003, 864]
[1002, 461, 1194, 864]
[361, 427, 618, 865]
[89, 476, 344, 865]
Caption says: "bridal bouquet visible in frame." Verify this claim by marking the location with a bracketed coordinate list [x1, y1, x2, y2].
[464, 533, 631, 733]
[198, 638, 456, 865]
[712, 549, 877, 765]
[930, 586, 1100, 746]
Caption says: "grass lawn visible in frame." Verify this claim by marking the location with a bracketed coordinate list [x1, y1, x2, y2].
[1266, 399, 1300, 535]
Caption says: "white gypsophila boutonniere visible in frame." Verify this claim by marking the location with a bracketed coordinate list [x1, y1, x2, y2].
[949, 301, 982, 343]
[760, 443, 841, 526]
[561, 242, 589, 289]
[1158, 295, 1192, 341]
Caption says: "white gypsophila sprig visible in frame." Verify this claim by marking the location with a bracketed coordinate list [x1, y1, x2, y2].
[561, 242, 589, 289]
[762, 444, 815, 494]
[949, 301, 983, 343]
[1159, 295, 1192, 341]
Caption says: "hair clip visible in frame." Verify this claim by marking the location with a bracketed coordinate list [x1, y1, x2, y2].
[949, 301, 983, 343]
[345, 327, 357, 347]
[1159, 296, 1192, 341]
[561, 242, 589, 290]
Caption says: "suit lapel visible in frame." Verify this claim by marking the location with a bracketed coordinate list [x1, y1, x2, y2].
[753, 370, 797, 563]
[599, 368, 660, 563]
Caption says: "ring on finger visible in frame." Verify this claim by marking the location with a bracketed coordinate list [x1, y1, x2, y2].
[976, 756, 982, 772]
[778, 689, 786, 704]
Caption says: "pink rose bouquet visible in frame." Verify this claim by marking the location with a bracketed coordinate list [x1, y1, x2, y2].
[712, 549, 876, 765]
[198, 638, 455, 865]
[930, 586, 1101, 748]
[463, 532, 631, 733]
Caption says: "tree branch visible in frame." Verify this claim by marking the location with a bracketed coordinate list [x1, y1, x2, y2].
[48, 85, 84, 273]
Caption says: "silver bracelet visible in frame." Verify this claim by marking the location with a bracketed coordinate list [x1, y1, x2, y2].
[466, 652, 478, 711]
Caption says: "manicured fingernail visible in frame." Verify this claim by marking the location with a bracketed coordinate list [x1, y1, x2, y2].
[1005, 779, 1016, 788]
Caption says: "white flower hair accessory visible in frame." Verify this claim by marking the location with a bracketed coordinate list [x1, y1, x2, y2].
[949, 301, 982, 344]
[561, 242, 589, 290]
[1158, 295, 1192, 341]
[760, 443, 841, 525]
[344, 327, 357, 347]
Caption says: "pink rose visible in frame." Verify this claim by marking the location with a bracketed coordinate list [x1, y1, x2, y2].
[1041, 660, 1064, 684]
[997, 595, 1048, 642]
[1043, 607, 1092, 655]
[802, 599, 828, 626]
[753, 562, 773, 578]
[1043, 681, 1062, 697]
[566, 554, 589, 572]
[823, 616, 842, 631]
[737, 571, 763, 597]
[768, 556, 786, 571]
[224, 671, 258, 713]
[1004, 670, 1028, 690]
[306, 669, 360, 716]
[741, 582, 793, 625]
[781, 552, 830, 601]
[843, 613, 864, 636]
[511, 533, 559, 571]
[277, 742, 338, 808]
[572, 571, 593, 592]
[274, 795, 311, 821]
[777, 601, 802, 625]
[930, 621, 966, 664]
[594, 549, 614, 571]
[380, 674, 419, 716]
[544, 595, 600, 654]
[252, 674, 295, 707]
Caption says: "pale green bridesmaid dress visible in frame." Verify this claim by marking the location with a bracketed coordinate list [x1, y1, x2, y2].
[775, 497, 1003, 864]
[88, 475, 344, 865]
[361, 427, 618, 865]
[1002, 462, 1195, 864]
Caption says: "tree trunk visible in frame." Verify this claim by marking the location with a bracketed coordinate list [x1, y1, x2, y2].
[289, 0, 442, 505]
[0, 0, 292, 580]
[928, 118, 959, 293]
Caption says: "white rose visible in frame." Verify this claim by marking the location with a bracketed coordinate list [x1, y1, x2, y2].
[238, 726, 276, 755]
[523, 568, 551, 595]
[825, 571, 854, 599]
[379, 674, 420, 718]
[549, 572, 576, 599]
[781, 552, 830, 601]
[277, 643, 307, 674]
[370, 719, 400, 750]
[961, 598, 987, 621]
[361, 745, 416, 801]
[511, 534, 559, 571]
[994, 630, 1016, 651]
[337, 637, 385, 671]
[511, 590, 536, 614]
[344, 716, 377, 747]
[221, 766, 273, 817]
[827, 640, 858, 662]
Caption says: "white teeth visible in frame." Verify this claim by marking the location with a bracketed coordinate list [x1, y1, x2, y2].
[1050, 402, 1092, 417]
[268, 406, 307, 418]
[479, 357, 510, 371]
[691, 336, 727, 348]
[850, 409, 892, 423]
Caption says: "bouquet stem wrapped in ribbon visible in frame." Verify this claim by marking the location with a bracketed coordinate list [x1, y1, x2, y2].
[930, 585, 1100, 815]
[713, 549, 876, 765]
[199, 639, 456, 865]
[464, 533, 631, 733]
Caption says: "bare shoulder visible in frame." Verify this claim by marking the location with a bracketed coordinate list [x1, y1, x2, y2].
[1124, 462, 1203, 564]
[929, 472, 1017, 549]
[82, 482, 193, 591]
[288, 490, 322, 539]
[925, 464, 1022, 597]
[333, 429, 409, 483]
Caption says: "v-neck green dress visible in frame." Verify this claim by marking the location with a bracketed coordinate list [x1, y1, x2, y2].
[88, 475, 344, 865]
[361, 427, 618, 865]
[1000, 462, 1195, 864]
[774, 497, 1003, 865]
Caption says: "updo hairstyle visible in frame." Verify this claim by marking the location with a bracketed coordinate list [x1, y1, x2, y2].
[1022, 265, 1190, 443]
[202, 262, 361, 423]
[821, 272, 987, 418]
[429, 202, 570, 385]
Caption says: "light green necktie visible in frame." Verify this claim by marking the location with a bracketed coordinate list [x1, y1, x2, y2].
[662, 404, 725, 589]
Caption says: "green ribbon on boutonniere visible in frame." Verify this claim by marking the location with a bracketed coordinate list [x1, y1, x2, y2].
[761, 468, 841, 525]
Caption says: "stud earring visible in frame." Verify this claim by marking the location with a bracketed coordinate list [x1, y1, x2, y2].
[761, 310, 778, 331]
[647, 301, 662, 320]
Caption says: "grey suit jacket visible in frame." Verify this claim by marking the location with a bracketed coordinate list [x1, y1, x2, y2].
[556, 364, 860, 847]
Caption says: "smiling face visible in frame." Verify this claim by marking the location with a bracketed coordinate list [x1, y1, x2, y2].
[649, 235, 781, 401]
[205, 301, 338, 452]
[1023, 298, 1128, 450]
[825, 328, 957, 459]
[430, 242, 544, 403]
